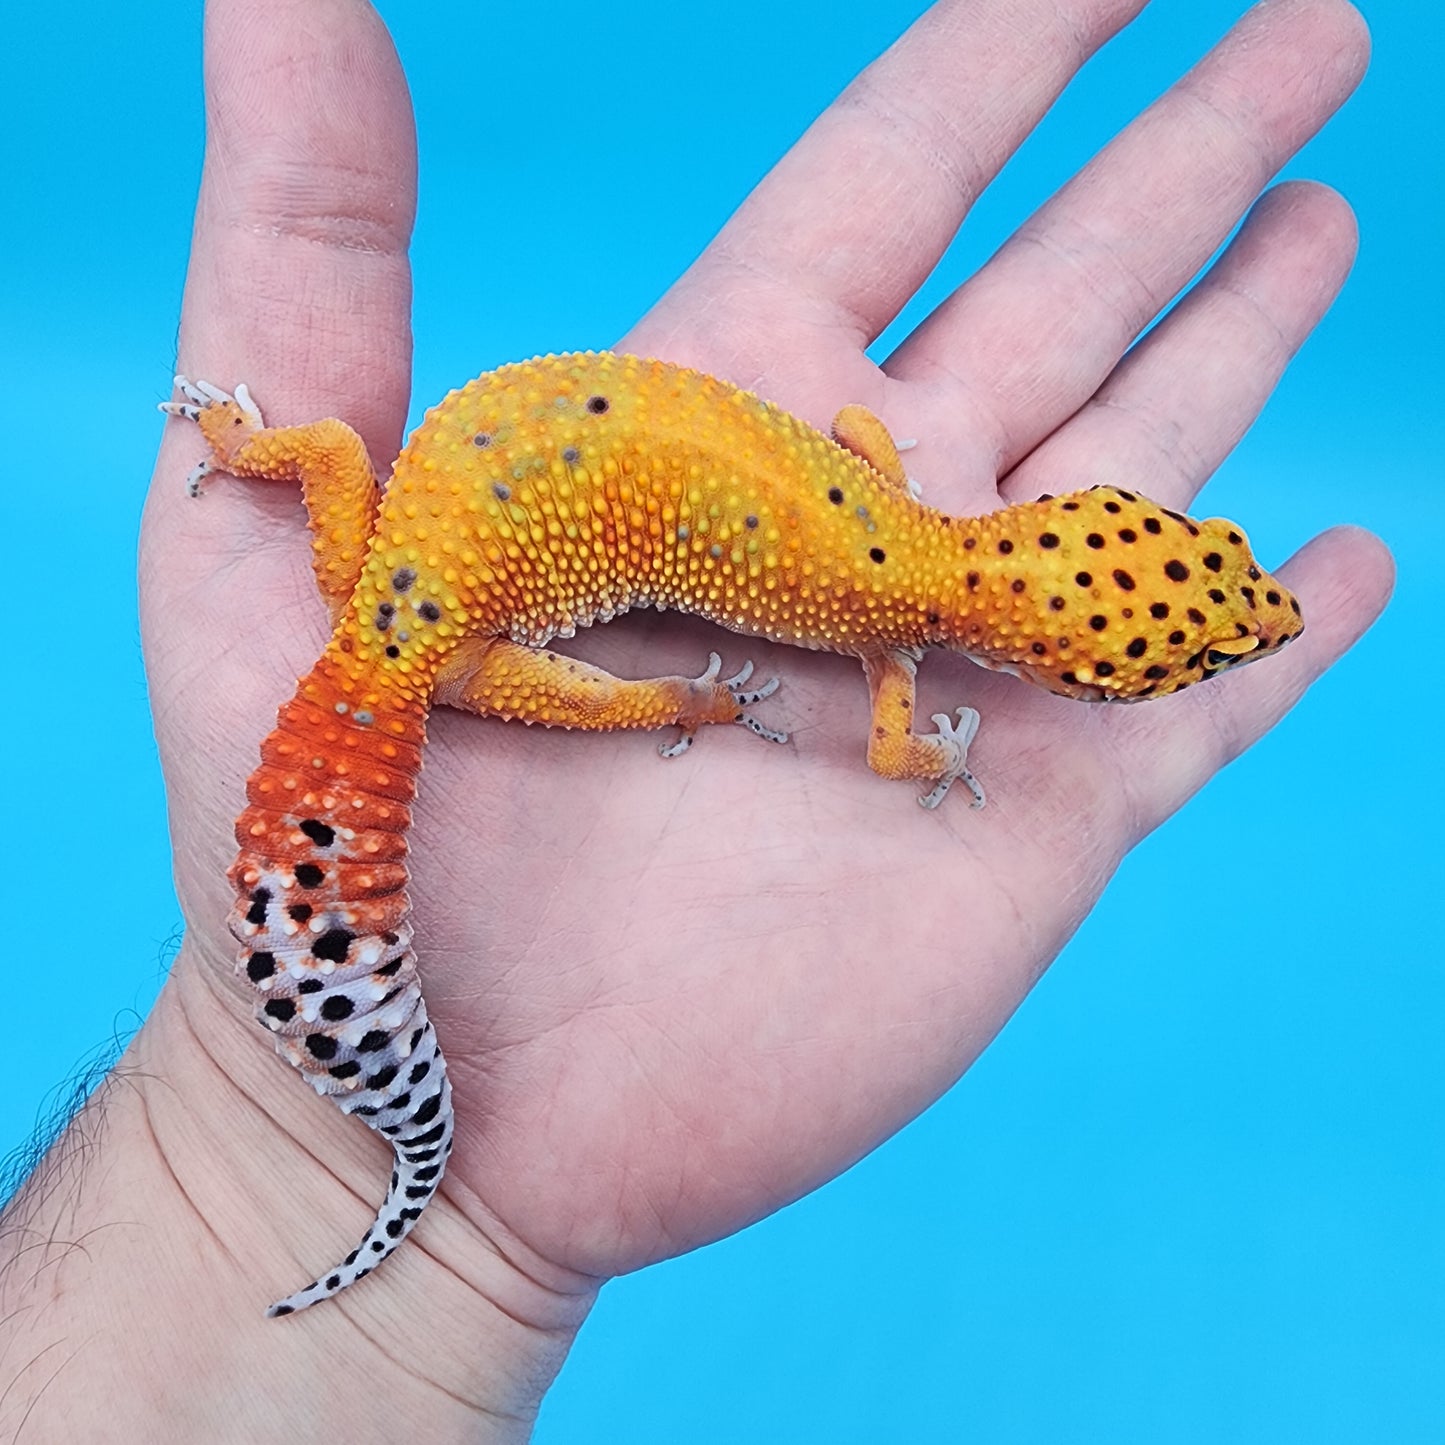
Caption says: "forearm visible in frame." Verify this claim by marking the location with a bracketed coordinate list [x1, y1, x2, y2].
[0, 946, 595, 1444]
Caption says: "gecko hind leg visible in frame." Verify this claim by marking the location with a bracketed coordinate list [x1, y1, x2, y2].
[434, 638, 789, 756]
[160, 377, 382, 623]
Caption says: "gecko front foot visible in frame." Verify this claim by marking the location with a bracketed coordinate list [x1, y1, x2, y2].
[159, 376, 265, 495]
[918, 708, 985, 811]
[658, 653, 789, 758]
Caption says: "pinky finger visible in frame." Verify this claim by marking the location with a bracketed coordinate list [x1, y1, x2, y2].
[1116, 525, 1394, 832]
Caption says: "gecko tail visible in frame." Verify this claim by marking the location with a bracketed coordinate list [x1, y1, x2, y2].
[266, 1018, 455, 1318]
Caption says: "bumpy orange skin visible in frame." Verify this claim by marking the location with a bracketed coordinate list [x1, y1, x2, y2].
[311, 352, 1299, 703]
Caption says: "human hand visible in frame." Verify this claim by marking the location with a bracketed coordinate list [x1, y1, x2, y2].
[13, 0, 1390, 1436]
[144, 0, 1390, 1284]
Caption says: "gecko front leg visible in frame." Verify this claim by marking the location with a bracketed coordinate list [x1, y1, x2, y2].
[860, 648, 985, 809]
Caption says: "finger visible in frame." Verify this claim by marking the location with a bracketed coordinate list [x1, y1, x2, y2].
[631, 0, 1149, 364]
[166, 0, 416, 470]
[890, 0, 1369, 479]
[1001, 181, 1359, 507]
[1115, 525, 1393, 834]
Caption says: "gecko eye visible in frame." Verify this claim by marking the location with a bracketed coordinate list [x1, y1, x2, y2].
[1203, 634, 1260, 670]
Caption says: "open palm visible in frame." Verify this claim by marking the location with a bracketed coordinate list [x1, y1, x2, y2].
[143, 0, 1389, 1306]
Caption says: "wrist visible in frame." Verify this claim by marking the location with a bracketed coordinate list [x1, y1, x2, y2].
[0, 943, 596, 1443]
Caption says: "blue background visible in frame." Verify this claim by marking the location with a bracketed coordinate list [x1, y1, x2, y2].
[3, 1, 1439, 1439]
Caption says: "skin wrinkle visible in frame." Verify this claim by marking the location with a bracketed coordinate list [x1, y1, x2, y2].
[1087, 393, 1201, 490]
[136, 1096, 244, 1275]
[1008, 219, 1158, 358]
[833, 73, 980, 218]
[1209, 271, 1300, 360]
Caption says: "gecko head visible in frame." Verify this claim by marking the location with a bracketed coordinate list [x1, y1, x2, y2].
[945, 487, 1303, 703]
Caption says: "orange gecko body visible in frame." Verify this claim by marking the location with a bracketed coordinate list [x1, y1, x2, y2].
[163, 351, 1301, 1315]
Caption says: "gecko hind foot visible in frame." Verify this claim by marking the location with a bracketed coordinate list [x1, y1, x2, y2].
[658, 652, 789, 758]
[918, 707, 986, 810]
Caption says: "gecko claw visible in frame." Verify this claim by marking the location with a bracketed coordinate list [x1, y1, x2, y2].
[917, 707, 985, 810]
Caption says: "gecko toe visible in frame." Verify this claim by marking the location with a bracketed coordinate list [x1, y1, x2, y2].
[737, 713, 789, 744]
[659, 731, 696, 759]
[917, 708, 985, 809]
